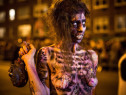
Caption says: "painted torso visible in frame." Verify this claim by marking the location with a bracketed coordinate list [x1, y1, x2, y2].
[36, 45, 98, 95]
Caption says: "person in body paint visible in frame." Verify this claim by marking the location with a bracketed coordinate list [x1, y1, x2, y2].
[9, 0, 98, 95]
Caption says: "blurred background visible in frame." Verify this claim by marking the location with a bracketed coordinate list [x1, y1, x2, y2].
[0, 0, 126, 95]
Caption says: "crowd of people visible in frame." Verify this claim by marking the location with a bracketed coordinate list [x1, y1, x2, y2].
[88, 38, 126, 70]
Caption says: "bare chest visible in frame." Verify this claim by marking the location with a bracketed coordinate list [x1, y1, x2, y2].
[47, 50, 94, 95]
[48, 50, 94, 75]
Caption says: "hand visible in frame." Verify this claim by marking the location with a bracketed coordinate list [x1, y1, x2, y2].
[18, 41, 36, 65]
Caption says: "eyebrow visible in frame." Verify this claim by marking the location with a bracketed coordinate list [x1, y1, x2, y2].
[71, 19, 86, 23]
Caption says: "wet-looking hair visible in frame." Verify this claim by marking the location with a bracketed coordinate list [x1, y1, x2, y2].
[48, 0, 90, 47]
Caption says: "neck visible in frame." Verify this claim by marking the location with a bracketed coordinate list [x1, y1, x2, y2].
[56, 41, 78, 53]
[71, 43, 78, 53]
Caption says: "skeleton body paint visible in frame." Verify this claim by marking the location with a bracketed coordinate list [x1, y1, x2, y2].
[9, 1, 98, 95]
[37, 44, 98, 95]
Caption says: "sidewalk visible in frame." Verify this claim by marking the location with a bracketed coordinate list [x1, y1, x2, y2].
[96, 71, 118, 95]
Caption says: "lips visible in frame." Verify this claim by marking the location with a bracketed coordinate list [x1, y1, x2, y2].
[76, 34, 83, 39]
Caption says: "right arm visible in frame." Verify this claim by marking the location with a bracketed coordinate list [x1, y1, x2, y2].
[36, 47, 50, 94]
[19, 43, 50, 95]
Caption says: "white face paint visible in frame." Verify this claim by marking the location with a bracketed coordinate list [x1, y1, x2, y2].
[71, 12, 86, 43]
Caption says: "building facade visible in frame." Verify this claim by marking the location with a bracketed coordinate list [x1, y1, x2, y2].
[0, 0, 126, 70]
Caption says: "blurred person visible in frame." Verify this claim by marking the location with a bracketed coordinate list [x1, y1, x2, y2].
[120, 40, 126, 56]
[96, 39, 108, 66]
[4, 41, 13, 60]
[89, 40, 96, 50]
[109, 40, 121, 69]
[34, 18, 46, 38]
[9, 0, 98, 95]
[118, 53, 126, 95]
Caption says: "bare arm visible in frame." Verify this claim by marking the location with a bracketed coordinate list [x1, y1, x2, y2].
[36, 47, 50, 88]
[19, 43, 50, 95]
[86, 50, 98, 87]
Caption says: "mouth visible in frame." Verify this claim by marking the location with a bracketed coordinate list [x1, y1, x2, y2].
[76, 34, 83, 40]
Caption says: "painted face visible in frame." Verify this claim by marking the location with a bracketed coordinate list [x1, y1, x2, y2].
[71, 12, 86, 43]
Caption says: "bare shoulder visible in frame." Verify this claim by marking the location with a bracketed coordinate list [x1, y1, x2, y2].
[87, 50, 98, 66]
[87, 50, 98, 57]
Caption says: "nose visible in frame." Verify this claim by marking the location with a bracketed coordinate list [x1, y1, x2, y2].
[77, 22, 85, 32]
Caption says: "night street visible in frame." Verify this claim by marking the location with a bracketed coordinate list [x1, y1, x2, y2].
[0, 0, 125, 95]
[0, 60, 118, 95]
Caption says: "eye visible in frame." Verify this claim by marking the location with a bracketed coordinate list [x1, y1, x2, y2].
[82, 21, 85, 25]
[82, 21, 85, 27]
[73, 22, 77, 26]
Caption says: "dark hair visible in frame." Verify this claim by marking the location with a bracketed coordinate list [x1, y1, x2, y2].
[47, 0, 90, 72]
[47, 0, 90, 46]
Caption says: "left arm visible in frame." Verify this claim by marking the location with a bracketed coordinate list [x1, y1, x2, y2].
[87, 50, 98, 87]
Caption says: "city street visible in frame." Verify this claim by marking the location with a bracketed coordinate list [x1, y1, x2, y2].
[0, 61, 118, 95]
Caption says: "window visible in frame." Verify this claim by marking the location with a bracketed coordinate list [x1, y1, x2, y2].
[33, 4, 48, 18]
[115, 0, 126, 6]
[9, 0, 14, 4]
[0, 11, 6, 23]
[17, 6, 30, 20]
[93, 0, 109, 9]
[18, 24, 31, 37]
[115, 15, 126, 32]
[0, 0, 3, 6]
[93, 16, 109, 33]
[17, 0, 27, 2]
[9, 9, 15, 21]
[0, 27, 6, 38]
